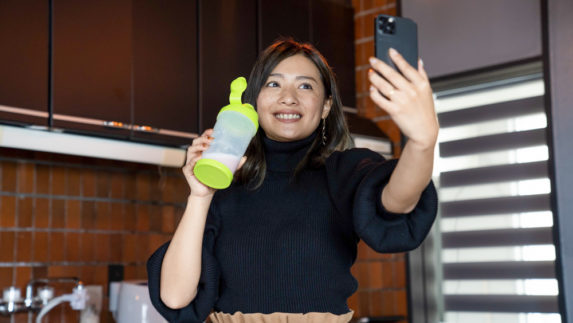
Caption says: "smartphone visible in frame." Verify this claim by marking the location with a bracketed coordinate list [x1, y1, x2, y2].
[374, 15, 418, 71]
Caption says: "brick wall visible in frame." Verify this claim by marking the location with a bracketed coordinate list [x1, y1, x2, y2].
[0, 148, 188, 323]
[349, 0, 410, 322]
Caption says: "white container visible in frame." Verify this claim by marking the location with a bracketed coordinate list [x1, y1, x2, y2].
[194, 77, 258, 189]
[109, 280, 166, 323]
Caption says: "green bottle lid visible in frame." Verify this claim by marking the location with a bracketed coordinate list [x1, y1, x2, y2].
[219, 77, 259, 131]
[193, 158, 233, 189]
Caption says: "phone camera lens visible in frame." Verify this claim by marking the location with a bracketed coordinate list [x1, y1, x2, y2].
[378, 17, 395, 34]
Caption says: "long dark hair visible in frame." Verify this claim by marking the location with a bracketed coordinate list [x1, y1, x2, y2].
[235, 39, 353, 189]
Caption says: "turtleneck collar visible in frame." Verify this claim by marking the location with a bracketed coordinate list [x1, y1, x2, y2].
[263, 131, 318, 172]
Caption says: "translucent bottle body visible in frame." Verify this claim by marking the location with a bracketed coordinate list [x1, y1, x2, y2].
[201, 110, 257, 174]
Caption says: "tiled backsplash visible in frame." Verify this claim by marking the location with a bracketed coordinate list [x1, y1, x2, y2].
[0, 147, 188, 323]
[350, 0, 410, 321]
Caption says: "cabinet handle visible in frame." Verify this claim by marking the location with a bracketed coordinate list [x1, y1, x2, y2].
[133, 125, 160, 133]
[103, 121, 128, 128]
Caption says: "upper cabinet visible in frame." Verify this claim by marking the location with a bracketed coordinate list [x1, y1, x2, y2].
[259, 0, 311, 47]
[52, 0, 132, 138]
[0, 0, 49, 126]
[132, 0, 198, 145]
[311, 0, 355, 108]
[0, 0, 354, 147]
[198, 0, 258, 132]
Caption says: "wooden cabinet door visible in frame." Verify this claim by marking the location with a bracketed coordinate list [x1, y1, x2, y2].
[52, 0, 132, 138]
[258, 0, 311, 49]
[0, 0, 49, 126]
[199, 0, 258, 132]
[132, 0, 198, 146]
[312, 0, 356, 108]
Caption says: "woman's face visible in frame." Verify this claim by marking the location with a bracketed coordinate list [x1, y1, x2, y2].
[256, 54, 331, 142]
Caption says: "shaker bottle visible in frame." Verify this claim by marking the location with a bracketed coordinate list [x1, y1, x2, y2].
[193, 77, 259, 189]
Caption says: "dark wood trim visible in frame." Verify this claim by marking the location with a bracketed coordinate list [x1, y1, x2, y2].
[542, 0, 573, 321]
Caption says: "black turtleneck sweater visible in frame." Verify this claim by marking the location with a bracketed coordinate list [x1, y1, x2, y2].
[147, 133, 438, 323]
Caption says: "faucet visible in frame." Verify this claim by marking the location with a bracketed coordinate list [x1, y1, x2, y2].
[0, 277, 82, 316]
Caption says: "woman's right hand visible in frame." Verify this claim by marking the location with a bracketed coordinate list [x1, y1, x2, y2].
[182, 129, 216, 198]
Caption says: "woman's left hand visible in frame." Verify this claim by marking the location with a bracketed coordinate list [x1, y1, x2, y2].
[368, 49, 439, 149]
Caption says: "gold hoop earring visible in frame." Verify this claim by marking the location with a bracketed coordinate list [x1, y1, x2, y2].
[321, 118, 327, 146]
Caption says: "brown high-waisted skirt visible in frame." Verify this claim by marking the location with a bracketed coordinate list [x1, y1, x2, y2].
[209, 310, 354, 323]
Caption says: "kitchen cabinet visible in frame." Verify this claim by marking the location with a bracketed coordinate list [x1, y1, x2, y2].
[52, 0, 132, 138]
[0, 0, 49, 126]
[259, 0, 311, 48]
[132, 0, 198, 145]
[311, 0, 356, 108]
[198, 0, 258, 132]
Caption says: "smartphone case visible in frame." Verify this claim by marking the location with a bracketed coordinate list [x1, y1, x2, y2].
[374, 15, 418, 70]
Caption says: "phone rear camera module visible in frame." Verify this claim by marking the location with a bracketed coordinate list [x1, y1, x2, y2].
[379, 17, 396, 34]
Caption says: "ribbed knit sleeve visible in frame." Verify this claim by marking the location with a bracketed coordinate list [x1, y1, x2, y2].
[147, 205, 221, 323]
[326, 148, 438, 253]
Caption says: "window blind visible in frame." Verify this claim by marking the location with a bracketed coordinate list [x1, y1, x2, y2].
[434, 69, 561, 323]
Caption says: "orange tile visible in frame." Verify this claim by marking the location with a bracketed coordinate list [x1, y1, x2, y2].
[96, 202, 111, 230]
[381, 261, 394, 288]
[82, 169, 96, 197]
[356, 262, 370, 288]
[358, 291, 370, 318]
[364, 40, 374, 65]
[80, 233, 96, 262]
[12, 312, 29, 323]
[149, 175, 162, 203]
[15, 232, 33, 262]
[50, 232, 65, 262]
[81, 201, 96, 229]
[109, 203, 125, 231]
[354, 14, 364, 40]
[96, 171, 111, 198]
[33, 231, 50, 262]
[135, 204, 150, 232]
[66, 200, 81, 229]
[148, 234, 166, 256]
[124, 204, 136, 231]
[0, 196, 16, 227]
[351, 0, 360, 11]
[394, 261, 407, 288]
[136, 173, 151, 201]
[0, 231, 15, 262]
[396, 289, 408, 316]
[161, 205, 175, 233]
[17, 163, 35, 194]
[136, 234, 150, 261]
[1, 161, 17, 192]
[149, 205, 162, 232]
[51, 199, 65, 228]
[66, 168, 80, 196]
[32, 266, 48, 280]
[123, 265, 137, 280]
[94, 234, 110, 262]
[368, 261, 383, 289]
[109, 234, 123, 262]
[36, 164, 51, 195]
[66, 232, 81, 262]
[123, 234, 137, 263]
[110, 172, 125, 199]
[0, 267, 13, 287]
[14, 266, 32, 289]
[369, 290, 385, 316]
[81, 265, 96, 285]
[34, 198, 50, 228]
[52, 166, 67, 195]
[357, 240, 370, 261]
[381, 290, 397, 316]
[17, 197, 34, 227]
[125, 173, 137, 201]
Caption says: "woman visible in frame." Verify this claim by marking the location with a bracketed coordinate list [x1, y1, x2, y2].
[147, 39, 439, 323]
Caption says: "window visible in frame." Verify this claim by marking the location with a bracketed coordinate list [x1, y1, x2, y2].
[433, 63, 561, 323]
